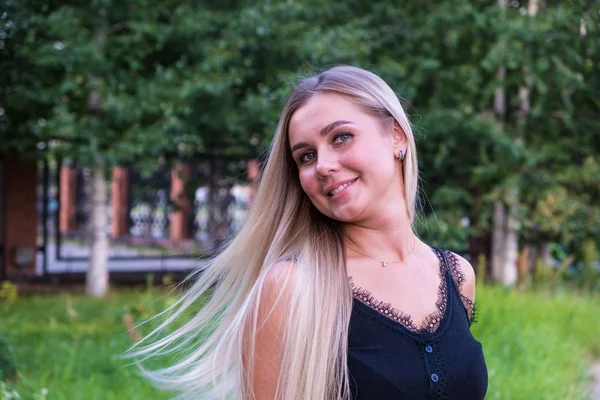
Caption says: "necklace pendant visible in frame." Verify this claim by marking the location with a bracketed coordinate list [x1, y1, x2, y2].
[382, 261, 387, 267]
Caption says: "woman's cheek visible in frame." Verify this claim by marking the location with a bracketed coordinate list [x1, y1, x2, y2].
[298, 170, 316, 196]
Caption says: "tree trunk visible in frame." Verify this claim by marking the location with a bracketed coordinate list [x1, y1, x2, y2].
[491, 0, 512, 284]
[492, 200, 518, 286]
[502, 195, 519, 286]
[86, 162, 109, 297]
[491, 201, 505, 282]
[501, 0, 539, 286]
[85, 6, 108, 296]
[491, 0, 540, 286]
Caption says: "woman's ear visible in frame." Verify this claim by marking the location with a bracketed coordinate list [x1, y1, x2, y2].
[391, 120, 407, 153]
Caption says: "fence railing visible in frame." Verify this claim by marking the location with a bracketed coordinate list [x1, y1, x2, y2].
[37, 155, 259, 271]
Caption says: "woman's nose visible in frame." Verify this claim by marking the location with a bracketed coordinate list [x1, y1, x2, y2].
[315, 151, 340, 177]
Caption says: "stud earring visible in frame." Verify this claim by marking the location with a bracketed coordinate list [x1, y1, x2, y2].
[398, 150, 405, 162]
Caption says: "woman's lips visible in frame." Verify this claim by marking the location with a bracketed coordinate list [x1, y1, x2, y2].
[328, 178, 358, 199]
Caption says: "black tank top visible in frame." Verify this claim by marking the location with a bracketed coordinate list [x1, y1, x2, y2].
[347, 247, 488, 400]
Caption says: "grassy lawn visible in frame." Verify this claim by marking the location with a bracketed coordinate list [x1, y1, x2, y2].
[472, 285, 600, 400]
[0, 284, 599, 400]
[0, 288, 176, 400]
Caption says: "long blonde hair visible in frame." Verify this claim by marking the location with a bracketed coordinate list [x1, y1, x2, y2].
[128, 65, 420, 399]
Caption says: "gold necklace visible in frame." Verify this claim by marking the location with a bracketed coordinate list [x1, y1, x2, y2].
[347, 238, 417, 267]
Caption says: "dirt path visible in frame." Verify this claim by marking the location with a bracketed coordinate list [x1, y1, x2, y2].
[590, 361, 600, 400]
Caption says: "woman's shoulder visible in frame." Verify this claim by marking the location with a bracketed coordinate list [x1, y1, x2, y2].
[436, 248, 478, 324]
[445, 251, 476, 300]
[252, 257, 302, 321]
[264, 255, 300, 284]
[246, 259, 297, 398]
[428, 246, 477, 312]
[256, 259, 297, 307]
[430, 247, 476, 295]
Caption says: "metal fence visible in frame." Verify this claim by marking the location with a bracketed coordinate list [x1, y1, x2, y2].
[36, 154, 256, 278]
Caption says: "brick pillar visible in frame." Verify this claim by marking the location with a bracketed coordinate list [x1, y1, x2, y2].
[3, 152, 37, 278]
[59, 165, 77, 234]
[247, 159, 261, 209]
[170, 162, 191, 243]
[111, 166, 129, 239]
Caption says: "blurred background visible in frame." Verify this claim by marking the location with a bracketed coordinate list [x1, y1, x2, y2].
[0, 0, 598, 399]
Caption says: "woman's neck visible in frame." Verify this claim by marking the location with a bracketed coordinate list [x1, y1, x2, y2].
[343, 210, 419, 263]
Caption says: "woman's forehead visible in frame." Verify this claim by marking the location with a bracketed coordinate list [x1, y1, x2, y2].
[288, 93, 365, 139]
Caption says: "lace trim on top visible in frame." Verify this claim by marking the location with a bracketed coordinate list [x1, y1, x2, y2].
[443, 249, 477, 324]
[350, 248, 476, 334]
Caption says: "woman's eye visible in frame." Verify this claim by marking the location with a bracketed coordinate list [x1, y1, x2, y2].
[334, 132, 353, 143]
[300, 152, 316, 163]
[297, 133, 353, 164]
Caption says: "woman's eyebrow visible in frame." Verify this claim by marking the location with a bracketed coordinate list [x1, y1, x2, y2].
[319, 120, 354, 137]
[290, 120, 354, 153]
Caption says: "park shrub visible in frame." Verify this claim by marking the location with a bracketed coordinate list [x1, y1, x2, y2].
[0, 282, 17, 304]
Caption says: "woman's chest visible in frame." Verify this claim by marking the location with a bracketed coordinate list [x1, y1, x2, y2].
[348, 292, 488, 400]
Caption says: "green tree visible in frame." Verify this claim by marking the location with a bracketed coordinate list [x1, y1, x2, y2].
[2, 0, 597, 290]
[1, 1, 242, 295]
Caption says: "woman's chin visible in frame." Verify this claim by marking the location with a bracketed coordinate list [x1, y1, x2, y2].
[312, 197, 364, 222]
[327, 205, 363, 223]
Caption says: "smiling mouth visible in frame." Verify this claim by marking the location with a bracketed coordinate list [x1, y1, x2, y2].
[327, 178, 358, 196]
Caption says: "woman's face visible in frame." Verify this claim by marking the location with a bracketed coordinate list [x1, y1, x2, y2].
[288, 92, 405, 222]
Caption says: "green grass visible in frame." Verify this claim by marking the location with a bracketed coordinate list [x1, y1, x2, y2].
[472, 285, 600, 400]
[0, 289, 177, 400]
[0, 285, 599, 400]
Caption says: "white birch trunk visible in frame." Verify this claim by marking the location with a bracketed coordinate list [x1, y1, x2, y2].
[498, 0, 540, 286]
[86, 162, 109, 297]
[503, 193, 519, 286]
[491, 0, 510, 284]
[492, 0, 540, 286]
[85, 6, 108, 296]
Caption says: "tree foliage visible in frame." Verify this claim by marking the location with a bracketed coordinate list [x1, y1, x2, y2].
[1, 0, 598, 258]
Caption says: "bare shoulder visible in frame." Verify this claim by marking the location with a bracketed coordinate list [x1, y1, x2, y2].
[258, 259, 296, 309]
[263, 259, 296, 289]
[244, 259, 296, 399]
[450, 252, 477, 303]
[254, 259, 297, 330]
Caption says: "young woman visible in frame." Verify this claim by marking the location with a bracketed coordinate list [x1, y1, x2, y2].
[132, 66, 488, 400]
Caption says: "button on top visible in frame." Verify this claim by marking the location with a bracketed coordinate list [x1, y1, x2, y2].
[425, 345, 433, 353]
[431, 373, 439, 382]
